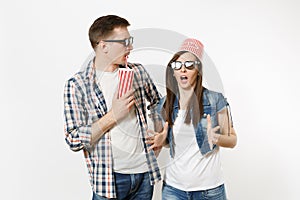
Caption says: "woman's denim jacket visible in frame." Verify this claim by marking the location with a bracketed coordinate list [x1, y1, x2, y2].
[158, 88, 229, 157]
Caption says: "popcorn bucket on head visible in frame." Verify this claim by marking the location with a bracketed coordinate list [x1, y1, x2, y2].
[118, 68, 134, 98]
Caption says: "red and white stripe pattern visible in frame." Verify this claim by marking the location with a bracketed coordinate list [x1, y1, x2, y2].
[118, 68, 133, 98]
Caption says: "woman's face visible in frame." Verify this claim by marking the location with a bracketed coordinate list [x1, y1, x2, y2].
[173, 52, 199, 90]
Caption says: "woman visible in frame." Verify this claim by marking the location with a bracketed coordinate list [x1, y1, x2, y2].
[147, 38, 237, 200]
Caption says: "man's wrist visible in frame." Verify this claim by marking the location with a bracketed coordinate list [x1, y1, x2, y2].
[107, 110, 117, 125]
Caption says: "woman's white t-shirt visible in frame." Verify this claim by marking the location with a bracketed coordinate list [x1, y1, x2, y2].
[165, 110, 225, 191]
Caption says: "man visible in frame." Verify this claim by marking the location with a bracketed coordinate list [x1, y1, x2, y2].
[63, 15, 162, 199]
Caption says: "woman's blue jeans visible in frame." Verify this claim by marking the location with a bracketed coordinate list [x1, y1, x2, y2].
[162, 182, 227, 200]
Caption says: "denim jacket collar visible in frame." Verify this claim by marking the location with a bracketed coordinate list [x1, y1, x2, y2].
[202, 88, 210, 106]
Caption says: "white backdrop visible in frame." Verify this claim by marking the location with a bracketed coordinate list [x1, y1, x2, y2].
[1, 0, 300, 199]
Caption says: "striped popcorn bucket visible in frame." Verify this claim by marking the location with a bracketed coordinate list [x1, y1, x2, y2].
[118, 68, 134, 98]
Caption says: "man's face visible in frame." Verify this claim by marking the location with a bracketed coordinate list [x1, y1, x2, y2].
[103, 27, 133, 66]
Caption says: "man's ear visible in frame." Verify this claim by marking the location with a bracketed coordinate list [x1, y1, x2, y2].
[99, 41, 109, 53]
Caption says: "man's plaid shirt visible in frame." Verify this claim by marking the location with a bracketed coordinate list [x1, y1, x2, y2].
[63, 59, 161, 198]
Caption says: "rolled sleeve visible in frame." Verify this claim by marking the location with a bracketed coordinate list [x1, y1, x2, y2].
[137, 64, 161, 111]
[141, 64, 162, 131]
[64, 79, 92, 152]
[216, 92, 228, 112]
[64, 125, 92, 152]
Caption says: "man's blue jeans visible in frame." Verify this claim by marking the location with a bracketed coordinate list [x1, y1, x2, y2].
[92, 172, 153, 200]
[162, 182, 227, 200]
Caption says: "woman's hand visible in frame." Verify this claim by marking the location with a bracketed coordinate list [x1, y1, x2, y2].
[207, 110, 237, 149]
[207, 114, 221, 150]
[146, 122, 169, 154]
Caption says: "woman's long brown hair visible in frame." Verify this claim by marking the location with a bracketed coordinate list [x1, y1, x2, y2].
[162, 51, 204, 128]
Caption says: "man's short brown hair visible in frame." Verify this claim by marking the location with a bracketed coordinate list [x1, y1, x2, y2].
[89, 15, 130, 49]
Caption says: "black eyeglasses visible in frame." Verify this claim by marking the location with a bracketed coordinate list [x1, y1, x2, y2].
[101, 36, 134, 47]
[170, 61, 201, 70]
